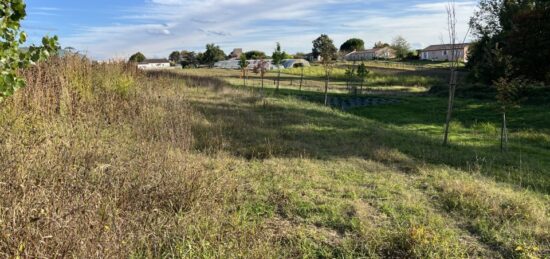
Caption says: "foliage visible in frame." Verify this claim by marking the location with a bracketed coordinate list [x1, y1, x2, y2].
[293, 52, 306, 59]
[391, 35, 411, 59]
[356, 63, 369, 80]
[200, 43, 226, 66]
[312, 34, 337, 62]
[245, 50, 267, 60]
[168, 51, 181, 64]
[374, 41, 390, 48]
[340, 38, 365, 53]
[129, 52, 146, 63]
[180, 51, 199, 68]
[271, 43, 285, 67]
[468, 0, 550, 84]
[239, 53, 249, 70]
[0, 0, 59, 100]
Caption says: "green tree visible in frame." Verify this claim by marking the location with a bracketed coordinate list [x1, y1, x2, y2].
[356, 63, 369, 94]
[344, 65, 355, 94]
[340, 38, 365, 53]
[239, 53, 249, 87]
[180, 51, 199, 68]
[312, 34, 338, 106]
[271, 42, 286, 91]
[1, 0, 59, 101]
[468, 0, 550, 84]
[391, 36, 410, 59]
[245, 50, 266, 60]
[494, 76, 525, 152]
[201, 43, 225, 67]
[168, 51, 181, 64]
[129, 52, 146, 63]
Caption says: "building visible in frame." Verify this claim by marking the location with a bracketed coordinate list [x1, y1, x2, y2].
[137, 59, 171, 69]
[344, 47, 396, 61]
[229, 48, 243, 59]
[420, 43, 470, 62]
[213, 59, 309, 70]
[304, 53, 322, 62]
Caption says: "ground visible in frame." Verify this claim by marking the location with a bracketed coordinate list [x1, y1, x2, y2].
[0, 58, 548, 258]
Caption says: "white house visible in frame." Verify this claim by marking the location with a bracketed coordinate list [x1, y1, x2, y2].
[137, 59, 171, 70]
[420, 44, 470, 62]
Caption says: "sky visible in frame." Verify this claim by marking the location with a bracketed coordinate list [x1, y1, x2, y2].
[22, 0, 477, 60]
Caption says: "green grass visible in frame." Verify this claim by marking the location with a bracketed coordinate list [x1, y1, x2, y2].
[340, 60, 466, 70]
[1, 61, 548, 258]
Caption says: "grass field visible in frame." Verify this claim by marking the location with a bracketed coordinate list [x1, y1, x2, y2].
[1, 57, 548, 258]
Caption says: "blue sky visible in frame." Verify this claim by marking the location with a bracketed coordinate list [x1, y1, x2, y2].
[23, 0, 477, 60]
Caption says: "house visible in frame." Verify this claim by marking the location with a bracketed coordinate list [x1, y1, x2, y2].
[344, 47, 396, 61]
[229, 48, 243, 59]
[304, 53, 322, 62]
[137, 59, 171, 69]
[419, 43, 470, 62]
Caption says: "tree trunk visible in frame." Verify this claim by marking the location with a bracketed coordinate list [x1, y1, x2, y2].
[501, 111, 508, 152]
[243, 70, 246, 87]
[299, 67, 304, 91]
[324, 73, 329, 106]
[360, 79, 364, 95]
[443, 69, 457, 146]
[277, 69, 281, 91]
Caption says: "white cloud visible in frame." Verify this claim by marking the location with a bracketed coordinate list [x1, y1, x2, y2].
[61, 0, 477, 60]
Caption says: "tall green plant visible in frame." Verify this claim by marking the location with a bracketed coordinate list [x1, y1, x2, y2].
[357, 63, 369, 94]
[312, 34, 337, 106]
[1, 0, 59, 101]
[272, 42, 286, 92]
[239, 53, 249, 87]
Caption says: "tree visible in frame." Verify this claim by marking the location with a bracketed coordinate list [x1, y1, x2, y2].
[1, 0, 59, 101]
[345, 65, 356, 94]
[391, 36, 411, 59]
[252, 59, 269, 95]
[340, 38, 365, 53]
[356, 63, 369, 94]
[312, 34, 338, 106]
[239, 53, 249, 87]
[245, 50, 267, 60]
[494, 76, 525, 152]
[374, 41, 390, 48]
[272, 43, 286, 91]
[181, 51, 199, 68]
[442, 0, 470, 146]
[129, 52, 146, 63]
[468, 0, 550, 84]
[169, 51, 182, 64]
[201, 43, 225, 67]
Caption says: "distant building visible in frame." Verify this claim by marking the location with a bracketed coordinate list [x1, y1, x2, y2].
[344, 47, 396, 61]
[420, 43, 470, 62]
[304, 53, 322, 62]
[213, 59, 310, 70]
[229, 48, 243, 59]
[137, 59, 171, 70]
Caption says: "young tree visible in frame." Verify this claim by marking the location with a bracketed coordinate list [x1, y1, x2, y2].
[345, 65, 355, 93]
[312, 34, 338, 106]
[356, 63, 369, 94]
[299, 65, 305, 91]
[253, 59, 269, 95]
[129, 52, 146, 63]
[494, 76, 525, 152]
[443, 0, 470, 146]
[271, 42, 286, 92]
[168, 51, 182, 65]
[340, 38, 365, 53]
[239, 53, 249, 87]
[391, 36, 411, 59]
[1, 0, 59, 101]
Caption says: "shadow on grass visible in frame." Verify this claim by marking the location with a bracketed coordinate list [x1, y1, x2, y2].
[148, 71, 550, 194]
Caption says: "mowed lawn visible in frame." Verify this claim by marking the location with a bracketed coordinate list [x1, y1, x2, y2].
[1, 60, 548, 258]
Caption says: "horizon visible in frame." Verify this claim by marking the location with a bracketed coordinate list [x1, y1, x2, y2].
[23, 0, 476, 60]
